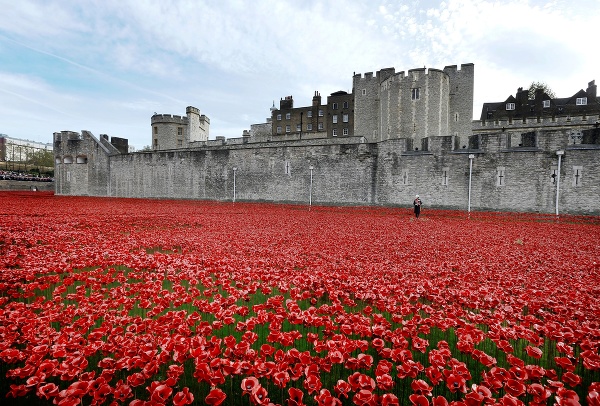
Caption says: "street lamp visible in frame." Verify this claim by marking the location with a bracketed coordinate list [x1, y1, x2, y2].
[468, 154, 475, 213]
[309, 165, 314, 208]
[555, 151, 564, 216]
[232, 167, 237, 203]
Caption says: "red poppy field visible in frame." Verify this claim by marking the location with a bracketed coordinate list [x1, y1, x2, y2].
[1, 192, 599, 406]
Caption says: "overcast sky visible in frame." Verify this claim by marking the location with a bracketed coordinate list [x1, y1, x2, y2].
[1, 0, 599, 150]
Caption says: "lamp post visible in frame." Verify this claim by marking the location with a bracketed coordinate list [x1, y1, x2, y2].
[468, 154, 475, 213]
[309, 165, 314, 208]
[555, 151, 564, 216]
[232, 167, 237, 203]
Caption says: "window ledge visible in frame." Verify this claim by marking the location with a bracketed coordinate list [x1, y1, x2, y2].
[500, 147, 542, 153]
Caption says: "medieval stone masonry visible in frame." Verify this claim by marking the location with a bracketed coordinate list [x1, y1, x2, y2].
[53, 64, 600, 215]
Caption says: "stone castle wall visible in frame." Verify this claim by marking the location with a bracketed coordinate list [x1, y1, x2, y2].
[53, 126, 600, 215]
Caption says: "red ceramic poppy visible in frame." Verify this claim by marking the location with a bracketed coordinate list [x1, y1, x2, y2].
[287, 387, 305, 406]
[409, 393, 429, 406]
[205, 388, 226, 406]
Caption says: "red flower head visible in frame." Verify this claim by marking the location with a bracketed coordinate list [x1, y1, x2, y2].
[425, 366, 444, 386]
[241, 376, 260, 395]
[525, 346, 543, 359]
[381, 393, 400, 406]
[334, 379, 351, 399]
[172, 387, 194, 406]
[303, 373, 322, 395]
[205, 388, 226, 406]
[527, 383, 551, 403]
[314, 389, 342, 406]
[562, 372, 582, 387]
[444, 373, 467, 393]
[587, 389, 600, 406]
[509, 366, 528, 381]
[372, 338, 385, 352]
[497, 394, 525, 406]
[504, 379, 525, 397]
[287, 387, 305, 406]
[251, 385, 270, 405]
[555, 387, 580, 406]
[555, 357, 575, 372]
[353, 389, 374, 406]
[36, 382, 59, 400]
[525, 364, 546, 381]
[273, 370, 291, 388]
[411, 379, 432, 396]
[409, 394, 429, 406]
[329, 350, 344, 364]
[150, 383, 173, 404]
[376, 373, 394, 391]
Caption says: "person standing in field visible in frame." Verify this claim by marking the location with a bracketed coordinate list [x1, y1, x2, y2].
[413, 194, 422, 218]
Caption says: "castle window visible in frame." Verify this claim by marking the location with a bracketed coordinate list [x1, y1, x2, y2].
[573, 166, 583, 186]
[506, 103, 515, 110]
[307, 111, 312, 118]
[318, 122, 324, 130]
[63, 156, 73, 164]
[442, 167, 449, 186]
[177, 127, 183, 136]
[285, 125, 290, 133]
[277, 126, 282, 134]
[177, 140, 183, 147]
[332, 103, 338, 110]
[543, 100, 551, 108]
[343, 101, 349, 108]
[401, 169, 409, 185]
[153, 126, 158, 134]
[496, 167, 505, 186]
[76, 155, 87, 164]
[277, 114, 282, 120]
[362, 89, 366, 96]
[153, 138, 158, 148]
[285, 161, 291, 175]
[66, 171, 71, 182]
[342, 114, 349, 123]
[550, 166, 558, 184]
[343, 128, 349, 136]
[333, 115, 338, 124]
[318, 110, 324, 117]
[411, 88, 420, 100]
[576, 97, 587, 105]
[296, 124, 301, 131]
[454, 113, 459, 122]
[332, 129, 338, 136]
[286, 113, 291, 119]
[307, 123, 312, 131]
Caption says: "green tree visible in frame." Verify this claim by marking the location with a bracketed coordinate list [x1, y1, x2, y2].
[528, 81, 556, 100]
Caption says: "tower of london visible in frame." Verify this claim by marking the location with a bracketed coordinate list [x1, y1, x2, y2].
[52, 63, 600, 215]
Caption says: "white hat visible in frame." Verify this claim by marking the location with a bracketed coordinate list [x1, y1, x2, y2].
[415, 194, 419, 198]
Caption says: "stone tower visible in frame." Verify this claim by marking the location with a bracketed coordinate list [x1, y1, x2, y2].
[353, 64, 474, 149]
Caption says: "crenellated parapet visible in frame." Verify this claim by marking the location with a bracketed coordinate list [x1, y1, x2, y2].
[151, 114, 188, 125]
[355, 64, 472, 145]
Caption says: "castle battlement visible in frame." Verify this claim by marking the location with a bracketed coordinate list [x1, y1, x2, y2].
[151, 114, 188, 125]
[476, 113, 600, 130]
[443, 63, 475, 74]
[186, 106, 200, 115]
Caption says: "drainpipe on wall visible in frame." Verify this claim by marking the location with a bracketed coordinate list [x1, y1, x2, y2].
[555, 150, 564, 216]
[309, 165, 314, 208]
[468, 154, 475, 213]
[232, 167, 237, 203]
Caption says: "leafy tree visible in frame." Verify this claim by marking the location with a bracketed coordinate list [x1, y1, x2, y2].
[528, 81, 556, 100]
[139, 145, 153, 152]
